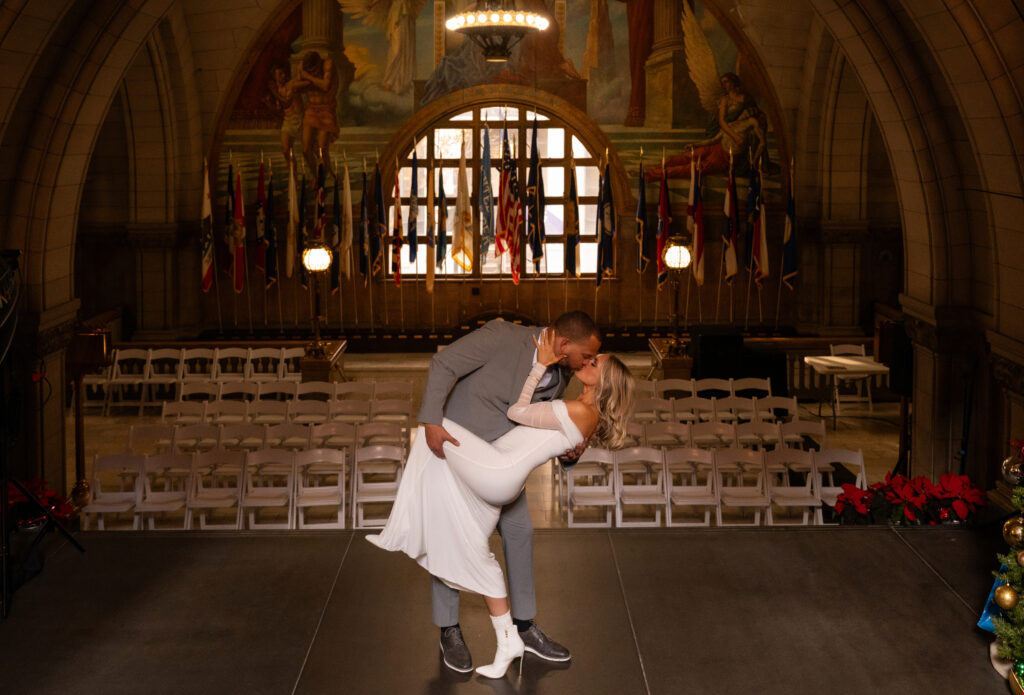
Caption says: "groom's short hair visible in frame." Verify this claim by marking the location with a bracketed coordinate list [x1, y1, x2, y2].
[553, 311, 600, 344]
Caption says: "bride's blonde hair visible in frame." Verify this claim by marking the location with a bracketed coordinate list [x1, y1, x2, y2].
[592, 355, 635, 449]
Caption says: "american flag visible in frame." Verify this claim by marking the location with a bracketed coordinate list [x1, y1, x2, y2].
[496, 127, 522, 284]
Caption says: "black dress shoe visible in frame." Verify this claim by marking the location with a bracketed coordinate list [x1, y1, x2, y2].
[439, 626, 473, 673]
[519, 623, 571, 662]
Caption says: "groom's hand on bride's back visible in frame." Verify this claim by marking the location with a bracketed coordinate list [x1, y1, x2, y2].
[424, 423, 460, 458]
[557, 437, 590, 469]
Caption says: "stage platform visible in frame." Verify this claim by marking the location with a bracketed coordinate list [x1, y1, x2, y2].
[0, 527, 1006, 694]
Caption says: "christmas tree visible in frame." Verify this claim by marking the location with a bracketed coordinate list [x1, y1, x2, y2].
[995, 445, 1024, 692]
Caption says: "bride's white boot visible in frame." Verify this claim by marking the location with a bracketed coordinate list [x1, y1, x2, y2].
[475, 612, 525, 679]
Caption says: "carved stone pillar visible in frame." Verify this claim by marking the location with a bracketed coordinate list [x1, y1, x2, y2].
[302, 0, 340, 53]
[644, 0, 688, 128]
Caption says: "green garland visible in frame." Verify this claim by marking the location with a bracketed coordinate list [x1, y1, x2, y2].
[996, 493, 1024, 662]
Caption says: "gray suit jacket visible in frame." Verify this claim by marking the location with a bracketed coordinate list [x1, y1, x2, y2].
[418, 320, 572, 443]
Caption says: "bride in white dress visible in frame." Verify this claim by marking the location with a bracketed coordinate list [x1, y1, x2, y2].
[368, 332, 635, 678]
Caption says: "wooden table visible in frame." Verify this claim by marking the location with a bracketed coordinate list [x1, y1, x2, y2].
[300, 340, 348, 383]
[803, 355, 889, 429]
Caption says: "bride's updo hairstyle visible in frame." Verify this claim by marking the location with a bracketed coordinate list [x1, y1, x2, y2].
[592, 355, 635, 449]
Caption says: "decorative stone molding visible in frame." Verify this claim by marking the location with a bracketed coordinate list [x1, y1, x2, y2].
[992, 354, 1024, 397]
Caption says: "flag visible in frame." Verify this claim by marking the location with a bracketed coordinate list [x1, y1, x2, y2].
[224, 163, 235, 275]
[565, 155, 580, 278]
[392, 162, 403, 285]
[201, 159, 214, 292]
[313, 163, 326, 242]
[635, 161, 648, 273]
[596, 160, 615, 284]
[782, 184, 797, 289]
[525, 117, 545, 272]
[496, 126, 523, 284]
[656, 165, 670, 289]
[340, 162, 353, 278]
[437, 170, 449, 269]
[408, 151, 419, 263]
[358, 169, 369, 283]
[452, 138, 473, 271]
[425, 164, 435, 293]
[479, 125, 494, 260]
[231, 169, 245, 293]
[723, 160, 739, 283]
[692, 167, 705, 286]
[286, 156, 297, 278]
[298, 175, 308, 289]
[372, 163, 385, 276]
[330, 166, 341, 294]
[265, 167, 278, 288]
[746, 167, 769, 287]
[254, 162, 266, 272]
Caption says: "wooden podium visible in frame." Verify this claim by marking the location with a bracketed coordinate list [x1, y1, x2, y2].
[648, 338, 693, 380]
[299, 340, 347, 383]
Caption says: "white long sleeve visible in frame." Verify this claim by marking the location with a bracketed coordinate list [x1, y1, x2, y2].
[506, 362, 563, 430]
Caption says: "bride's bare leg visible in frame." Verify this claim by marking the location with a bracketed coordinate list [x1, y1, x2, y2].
[484, 595, 509, 618]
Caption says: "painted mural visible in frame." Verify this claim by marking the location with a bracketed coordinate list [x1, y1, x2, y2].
[226, 0, 780, 184]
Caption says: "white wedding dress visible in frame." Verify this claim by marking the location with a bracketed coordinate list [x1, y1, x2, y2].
[367, 363, 583, 598]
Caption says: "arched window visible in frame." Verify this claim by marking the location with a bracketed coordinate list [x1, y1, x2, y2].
[389, 103, 603, 279]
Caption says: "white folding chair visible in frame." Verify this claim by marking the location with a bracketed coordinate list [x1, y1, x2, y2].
[146, 348, 183, 404]
[566, 447, 617, 528]
[655, 378, 695, 400]
[751, 395, 798, 423]
[330, 399, 371, 425]
[219, 381, 259, 402]
[336, 381, 376, 401]
[672, 396, 716, 424]
[712, 396, 750, 424]
[623, 421, 645, 448]
[310, 422, 357, 451]
[830, 344, 873, 414]
[614, 447, 667, 527]
[735, 420, 781, 450]
[187, 450, 245, 530]
[161, 400, 206, 424]
[814, 448, 867, 523]
[249, 399, 289, 426]
[352, 444, 405, 528]
[171, 423, 220, 453]
[82, 354, 113, 413]
[219, 423, 267, 451]
[242, 449, 296, 529]
[731, 377, 772, 399]
[135, 453, 192, 530]
[664, 447, 717, 527]
[258, 381, 298, 401]
[765, 448, 820, 526]
[369, 399, 414, 430]
[644, 422, 692, 450]
[206, 399, 249, 426]
[81, 454, 144, 530]
[127, 423, 175, 455]
[281, 347, 304, 382]
[356, 422, 405, 448]
[715, 448, 770, 526]
[633, 380, 657, 398]
[294, 448, 347, 529]
[694, 378, 733, 399]
[632, 397, 674, 425]
[214, 347, 250, 382]
[691, 421, 736, 449]
[180, 348, 216, 383]
[372, 380, 414, 401]
[180, 380, 219, 402]
[248, 347, 285, 382]
[108, 348, 149, 415]
[781, 419, 826, 451]
[264, 423, 311, 450]
[289, 399, 330, 425]
[297, 381, 335, 401]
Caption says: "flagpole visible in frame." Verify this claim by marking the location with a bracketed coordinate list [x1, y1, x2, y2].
[205, 157, 225, 336]
[396, 157, 405, 334]
[775, 157, 794, 331]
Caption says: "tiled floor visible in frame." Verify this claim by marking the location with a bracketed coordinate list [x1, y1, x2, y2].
[0, 526, 1005, 694]
[66, 351, 901, 530]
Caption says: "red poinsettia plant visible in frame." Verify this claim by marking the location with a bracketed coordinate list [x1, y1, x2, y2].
[834, 471, 986, 525]
[5, 479, 74, 529]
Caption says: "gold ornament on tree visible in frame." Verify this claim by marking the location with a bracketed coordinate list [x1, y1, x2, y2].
[1016, 550, 1024, 567]
[1005, 517, 1024, 548]
[996, 584, 1020, 611]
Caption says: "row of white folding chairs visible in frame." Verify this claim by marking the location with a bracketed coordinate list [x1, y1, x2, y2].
[82, 346, 309, 414]
[635, 377, 772, 399]
[81, 445, 406, 531]
[631, 395, 799, 426]
[173, 379, 412, 403]
[130, 421, 408, 456]
[160, 396, 413, 428]
[565, 446, 866, 528]
[631, 418, 826, 451]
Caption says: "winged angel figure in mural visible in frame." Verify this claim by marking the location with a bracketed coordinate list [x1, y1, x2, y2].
[337, 0, 427, 94]
[645, 2, 770, 181]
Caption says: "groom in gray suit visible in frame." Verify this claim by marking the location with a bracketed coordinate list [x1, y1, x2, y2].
[418, 310, 601, 672]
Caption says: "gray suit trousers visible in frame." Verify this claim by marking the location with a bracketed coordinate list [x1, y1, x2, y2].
[431, 486, 535, 626]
